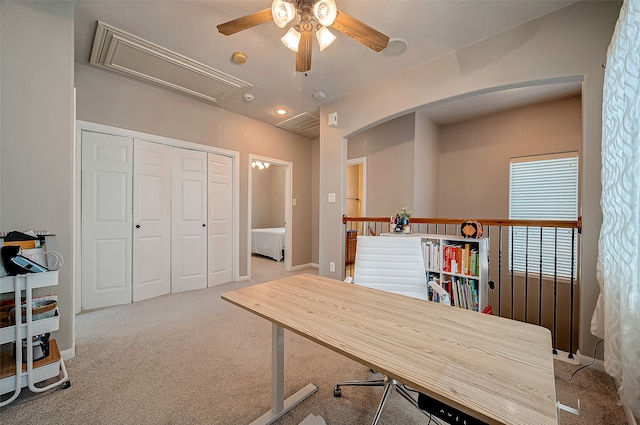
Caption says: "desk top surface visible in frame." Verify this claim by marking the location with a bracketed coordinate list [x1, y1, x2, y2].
[221, 273, 557, 425]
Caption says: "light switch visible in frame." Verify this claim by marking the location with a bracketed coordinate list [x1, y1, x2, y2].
[292, 198, 297, 206]
[328, 193, 336, 203]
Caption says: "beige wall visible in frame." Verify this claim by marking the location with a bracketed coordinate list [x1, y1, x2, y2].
[347, 112, 440, 218]
[0, 2, 75, 352]
[438, 95, 582, 219]
[319, 1, 620, 357]
[75, 64, 314, 277]
[347, 113, 416, 216]
[252, 165, 286, 229]
[340, 94, 581, 222]
[414, 114, 440, 217]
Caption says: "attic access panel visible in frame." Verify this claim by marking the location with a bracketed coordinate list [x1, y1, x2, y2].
[90, 21, 252, 105]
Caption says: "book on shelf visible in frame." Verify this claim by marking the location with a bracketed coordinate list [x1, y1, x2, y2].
[421, 241, 441, 271]
[441, 243, 479, 277]
[470, 279, 479, 311]
[470, 249, 477, 277]
[456, 277, 466, 309]
[442, 277, 479, 312]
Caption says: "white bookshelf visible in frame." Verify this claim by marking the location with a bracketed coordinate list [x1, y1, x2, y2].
[384, 233, 489, 312]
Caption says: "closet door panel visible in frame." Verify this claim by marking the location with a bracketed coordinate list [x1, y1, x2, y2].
[81, 131, 133, 309]
[172, 148, 208, 293]
[208, 153, 233, 286]
[133, 139, 172, 302]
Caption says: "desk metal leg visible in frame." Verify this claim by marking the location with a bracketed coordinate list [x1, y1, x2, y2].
[249, 324, 318, 425]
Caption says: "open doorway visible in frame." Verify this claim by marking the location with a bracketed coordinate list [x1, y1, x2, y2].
[248, 155, 292, 277]
[347, 157, 366, 217]
[346, 157, 366, 270]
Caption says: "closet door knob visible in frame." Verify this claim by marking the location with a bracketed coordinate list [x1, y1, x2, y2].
[136, 225, 141, 228]
[202, 224, 206, 227]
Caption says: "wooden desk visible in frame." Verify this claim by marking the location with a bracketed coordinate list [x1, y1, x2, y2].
[221, 273, 557, 425]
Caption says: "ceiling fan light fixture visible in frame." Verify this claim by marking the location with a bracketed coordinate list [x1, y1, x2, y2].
[272, 0, 296, 28]
[316, 26, 336, 51]
[252, 160, 271, 170]
[218, 1, 390, 73]
[312, 0, 337, 27]
[281, 27, 301, 52]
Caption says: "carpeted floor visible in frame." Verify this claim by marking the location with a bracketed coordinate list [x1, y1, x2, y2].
[0, 255, 630, 424]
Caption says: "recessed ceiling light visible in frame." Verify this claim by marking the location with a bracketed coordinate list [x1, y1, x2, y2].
[275, 108, 288, 115]
[382, 38, 409, 57]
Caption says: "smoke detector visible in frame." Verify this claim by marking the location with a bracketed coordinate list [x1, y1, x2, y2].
[243, 93, 255, 102]
[313, 90, 326, 101]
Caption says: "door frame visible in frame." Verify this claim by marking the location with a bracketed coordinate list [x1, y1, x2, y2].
[347, 156, 367, 217]
[247, 154, 293, 276]
[75, 120, 240, 313]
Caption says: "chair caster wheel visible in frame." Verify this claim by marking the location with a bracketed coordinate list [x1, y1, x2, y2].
[333, 387, 341, 397]
[60, 380, 71, 389]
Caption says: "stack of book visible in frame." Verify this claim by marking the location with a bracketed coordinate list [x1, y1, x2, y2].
[442, 243, 479, 276]
[428, 278, 479, 311]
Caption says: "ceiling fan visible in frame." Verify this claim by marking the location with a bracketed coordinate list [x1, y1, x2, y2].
[217, 0, 390, 73]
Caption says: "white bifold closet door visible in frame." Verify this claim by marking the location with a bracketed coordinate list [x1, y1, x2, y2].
[82, 131, 234, 309]
[171, 148, 208, 293]
[81, 131, 133, 309]
[132, 140, 172, 302]
[208, 153, 233, 286]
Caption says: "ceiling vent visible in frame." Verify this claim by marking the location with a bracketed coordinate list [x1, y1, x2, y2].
[276, 112, 320, 139]
[89, 21, 252, 106]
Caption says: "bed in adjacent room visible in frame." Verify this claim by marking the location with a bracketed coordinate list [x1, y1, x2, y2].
[251, 227, 285, 261]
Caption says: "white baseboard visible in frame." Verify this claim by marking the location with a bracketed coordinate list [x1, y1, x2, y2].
[578, 349, 605, 372]
[290, 263, 319, 271]
[553, 349, 581, 365]
[615, 378, 639, 425]
[241, 263, 318, 281]
[624, 408, 638, 425]
[553, 348, 605, 371]
[61, 347, 75, 360]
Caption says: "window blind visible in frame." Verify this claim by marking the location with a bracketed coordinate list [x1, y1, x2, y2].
[509, 154, 578, 278]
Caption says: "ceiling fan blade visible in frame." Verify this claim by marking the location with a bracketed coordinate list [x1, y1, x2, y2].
[296, 31, 313, 72]
[331, 10, 390, 52]
[217, 8, 273, 36]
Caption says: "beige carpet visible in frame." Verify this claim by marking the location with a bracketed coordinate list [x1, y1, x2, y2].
[0, 255, 629, 424]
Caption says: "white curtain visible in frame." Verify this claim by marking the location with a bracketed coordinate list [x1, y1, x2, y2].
[591, 0, 640, 417]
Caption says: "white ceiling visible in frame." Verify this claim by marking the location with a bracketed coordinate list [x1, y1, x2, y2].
[74, 1, 582, 135]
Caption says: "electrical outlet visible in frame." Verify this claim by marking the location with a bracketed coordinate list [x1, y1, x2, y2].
[329, 262, 335, 272]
